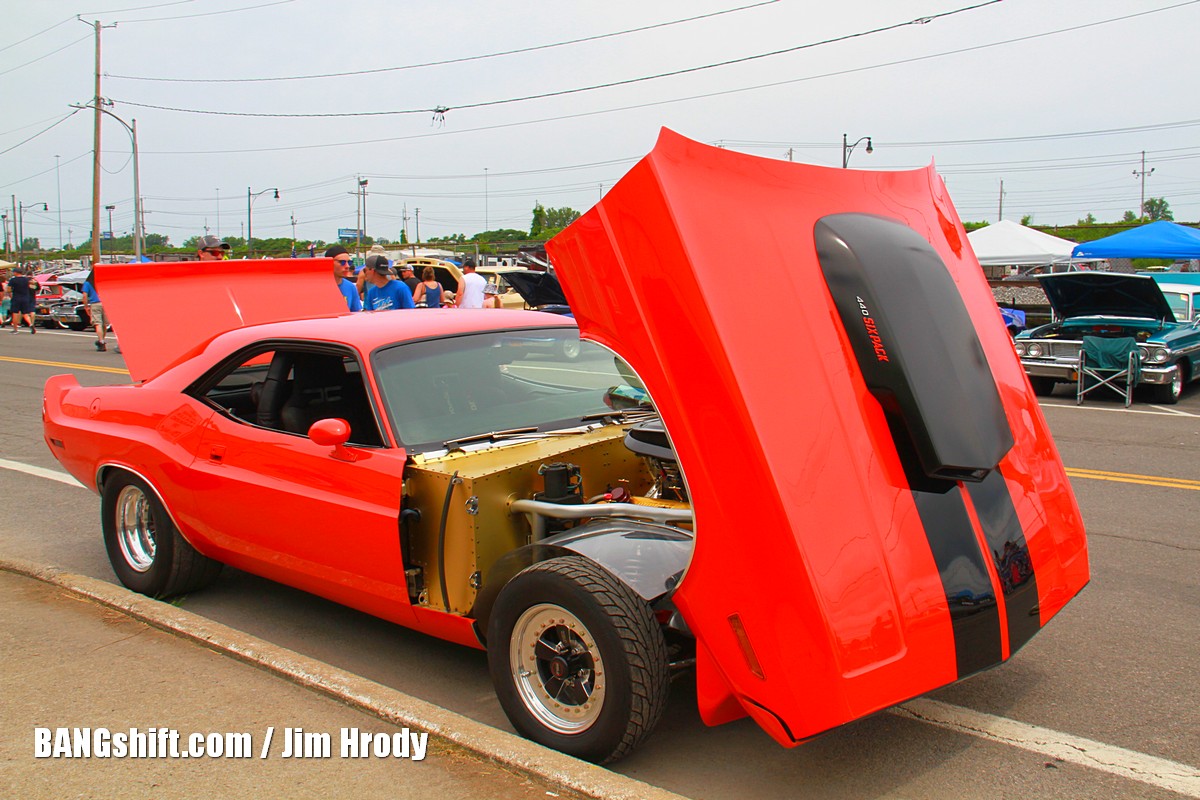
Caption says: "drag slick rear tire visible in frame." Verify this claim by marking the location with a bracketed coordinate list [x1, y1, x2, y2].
[487, 556, 669, 764]
[101, 472, 222, 598]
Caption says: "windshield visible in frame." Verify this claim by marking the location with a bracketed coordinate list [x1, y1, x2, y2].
[1162, 291, 1192, 322]
[373, 328, 648, 451]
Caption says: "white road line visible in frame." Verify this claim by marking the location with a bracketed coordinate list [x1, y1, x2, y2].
[894, 699, 1200, 798]
[1040, 401, 1200, 418]
[0, 458, 85, 487]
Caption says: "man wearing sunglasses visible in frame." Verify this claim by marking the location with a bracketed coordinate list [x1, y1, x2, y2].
[326, 244, 362, 311]
[196, 235, 231, 261]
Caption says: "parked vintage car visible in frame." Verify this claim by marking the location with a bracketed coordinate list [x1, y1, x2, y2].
[1013, 273, 1200, 403]
[43, 131, 1088, 763]
[396, 256, 527, 309]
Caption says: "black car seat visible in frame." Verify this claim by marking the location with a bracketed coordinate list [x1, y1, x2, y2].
[255, 351, 294, 430]
[281, 354, 350, 435]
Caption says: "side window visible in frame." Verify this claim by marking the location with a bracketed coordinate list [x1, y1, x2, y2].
[198, 347, 384, 447]
[1192, 294, 1200, 321]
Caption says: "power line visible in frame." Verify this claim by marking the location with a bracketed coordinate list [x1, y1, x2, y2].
[106, 0, 780, 83]
[114, 0, 294, 24]
[0, 110, 82, 157]
[0, 16, 72, 55]
[113, 0, 1005, 118]
[0, 34, 92, 78]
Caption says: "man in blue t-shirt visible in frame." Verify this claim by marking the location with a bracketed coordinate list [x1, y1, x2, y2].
[81, 273, 109, 351]
[325, 244, 361, 311]
[363, 255, 414, 310]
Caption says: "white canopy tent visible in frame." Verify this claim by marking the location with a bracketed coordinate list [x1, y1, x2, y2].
[967, 220, 1079, 269]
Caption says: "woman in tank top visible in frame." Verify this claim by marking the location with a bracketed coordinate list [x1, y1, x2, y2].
[411, 266, 443, 308]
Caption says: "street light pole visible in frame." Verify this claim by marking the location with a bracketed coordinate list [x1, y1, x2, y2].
[247, 187, 280, 258]
[357, 178, 368, 251]
[842, 133, 874, 168]
[17, 201, 48, 265]
[103, 204, 115, 262]
[71, 103, 143, 261]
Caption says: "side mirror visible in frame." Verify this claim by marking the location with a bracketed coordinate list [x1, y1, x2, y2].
[308, 418, 357, 461]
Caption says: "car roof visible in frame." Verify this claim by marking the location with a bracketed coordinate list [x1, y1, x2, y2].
[210, 307, 575, 355]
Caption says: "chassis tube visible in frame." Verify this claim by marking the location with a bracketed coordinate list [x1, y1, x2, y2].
[509, 498, 694, 540]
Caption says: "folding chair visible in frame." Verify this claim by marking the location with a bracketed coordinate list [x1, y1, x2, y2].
[1076, 336, 1140, 407]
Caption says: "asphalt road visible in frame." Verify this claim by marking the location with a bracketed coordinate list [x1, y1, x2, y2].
[2, 327, 1198, 799]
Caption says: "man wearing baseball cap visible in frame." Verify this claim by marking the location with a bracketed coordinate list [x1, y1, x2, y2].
[398, 262, 420, 294]
[325, 244, 362, 311]
[362, 254, 414, 310]
[196, 235, 231, 261]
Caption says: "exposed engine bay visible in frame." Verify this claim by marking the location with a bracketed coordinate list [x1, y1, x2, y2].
[400, 416, 694, 631]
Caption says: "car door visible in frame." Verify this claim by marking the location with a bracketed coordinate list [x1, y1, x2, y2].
[185, 345, 416, 626]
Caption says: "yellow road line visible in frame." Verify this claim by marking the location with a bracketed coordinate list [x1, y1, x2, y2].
[1065, 467, 1200, 491]
[0, 355, 129, 375]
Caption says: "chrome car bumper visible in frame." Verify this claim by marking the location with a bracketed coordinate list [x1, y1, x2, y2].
[1020, 359, 1178, 385]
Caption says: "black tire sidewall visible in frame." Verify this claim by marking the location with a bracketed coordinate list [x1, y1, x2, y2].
[101, 473, 177, 597]
[487, 560, 642, 763]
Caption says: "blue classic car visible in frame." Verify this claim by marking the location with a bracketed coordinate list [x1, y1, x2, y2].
[1014, 273, 1200, 404]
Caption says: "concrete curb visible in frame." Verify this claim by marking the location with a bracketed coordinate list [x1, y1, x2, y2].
[1, 556, 688, 800]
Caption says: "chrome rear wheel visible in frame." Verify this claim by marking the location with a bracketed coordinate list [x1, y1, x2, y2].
[115, 484, 157, 573]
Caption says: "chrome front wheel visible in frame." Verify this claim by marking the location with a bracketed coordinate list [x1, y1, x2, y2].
[509, 603, 606, 734]
[487, 556, 669, 763]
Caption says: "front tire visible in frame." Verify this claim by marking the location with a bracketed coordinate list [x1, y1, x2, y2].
[1151, 363, 1186, 404]
[487, 556, 669, 763]
[561, 338, 582, 361]
[101, 472, 222, 598]
[1029, 376, 1056, 397]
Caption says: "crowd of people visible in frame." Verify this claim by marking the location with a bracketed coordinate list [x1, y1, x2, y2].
[324, 243, 495, 311]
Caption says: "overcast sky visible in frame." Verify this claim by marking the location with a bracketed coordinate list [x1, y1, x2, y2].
[3, 0, 1198, 251]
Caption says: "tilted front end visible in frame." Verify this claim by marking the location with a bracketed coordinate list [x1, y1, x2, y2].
[547, 129, 1089, 745]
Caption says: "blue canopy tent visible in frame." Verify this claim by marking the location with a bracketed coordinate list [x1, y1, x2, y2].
[1071, 221, 1200, 259]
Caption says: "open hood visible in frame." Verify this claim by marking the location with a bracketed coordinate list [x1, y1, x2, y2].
[501, 269, 570, 309]
[94, 258, 347, 382]
[1038, 272, 1176, 322]
[547, 129, 1088, 746]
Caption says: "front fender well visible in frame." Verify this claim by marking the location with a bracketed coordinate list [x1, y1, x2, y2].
[471, 519, 694, 643]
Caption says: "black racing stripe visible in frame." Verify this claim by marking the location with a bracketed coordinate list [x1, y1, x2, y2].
[884, 415, 1004, 678]
[966, 471, 1041, 654]
[910, 485, 1004, 678]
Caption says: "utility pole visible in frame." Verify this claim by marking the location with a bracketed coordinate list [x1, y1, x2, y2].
[55, 155, 62, 250]
[785, 148, 794, 162]
[1133, 151, 1154, 219]
[401, 204, 409, 244]
[90, 20, 102, 270]
[484, 167, 489, 232]
[998, 179, 1005, 222]
[414, 207, 420, 254]
[355, 175, 363, 256]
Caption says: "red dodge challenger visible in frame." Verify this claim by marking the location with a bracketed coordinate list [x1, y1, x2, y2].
[43, 130, 1089, 763]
